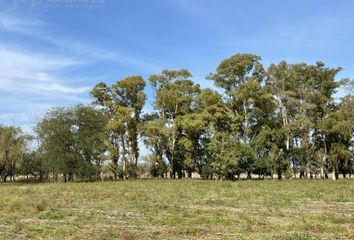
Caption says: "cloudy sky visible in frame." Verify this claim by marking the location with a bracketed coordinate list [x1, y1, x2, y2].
[0, 0, 354, 133]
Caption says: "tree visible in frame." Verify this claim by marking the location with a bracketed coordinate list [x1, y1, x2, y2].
[253, 126, 288, 179]
[18, 150, 46, 182]
[207, 54, 273, 178]
[322, 87, 354, 180]
[91, 76, 146, 178]
[73, 105, 109, 180]
[267, 61, 341, 179]
[149, 69, 200, 178]
[141, 113, 168, 178]
[208, 131, 239, 180]
[0, 125, 29, 182]
[2, 52, 352, 183]
[36, 105, 108, 182]
[177, 112, 206, 178]
[196, 88, 230, 179]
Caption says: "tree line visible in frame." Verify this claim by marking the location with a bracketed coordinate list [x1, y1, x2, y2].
[1, 53, 353, 182]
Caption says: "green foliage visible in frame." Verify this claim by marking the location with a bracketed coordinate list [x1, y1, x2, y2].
[207, 53, 264, 92]
[0, 125, 29, 182]
[1, 53, 353, 182]
[17, 151, 46, 181]
[35, 105, 108, 181]
[147, 69, 201, 178]
[144, 154, 168, 178]
[91, 76, 146, 179]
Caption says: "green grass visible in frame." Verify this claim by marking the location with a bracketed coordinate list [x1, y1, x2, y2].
[0, 179, 353, 239]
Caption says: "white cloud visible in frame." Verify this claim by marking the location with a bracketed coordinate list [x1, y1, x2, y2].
[0, 47, 89, 94]
[0, 12, 163, 72]
[0, 13, 45, 36]
[0, 46, 91, 132]
[0, 12, 165, 134]
[0, 13, 99, 132]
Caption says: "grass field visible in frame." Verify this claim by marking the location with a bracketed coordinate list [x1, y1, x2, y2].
[0, 180, 353, 239]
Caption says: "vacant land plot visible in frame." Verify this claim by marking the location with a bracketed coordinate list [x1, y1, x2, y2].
[0, 180, 353, 239]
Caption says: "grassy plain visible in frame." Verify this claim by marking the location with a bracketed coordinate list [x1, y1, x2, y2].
[0, 179, 353, 239]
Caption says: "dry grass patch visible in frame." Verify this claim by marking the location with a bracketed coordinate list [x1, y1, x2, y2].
[0, 179, 353, 239]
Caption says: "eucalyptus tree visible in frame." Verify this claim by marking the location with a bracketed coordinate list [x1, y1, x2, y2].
[149, 69, 200, 178]
[322, 79, 354, 180]
[177, 112, 206, 177]
[207, 131, 239, 180]
[267, 61, 300, 176]
[194, 88, 229, 178]
[289, 63, 316, 178]
[304, 62, 341, 178]
[207, 54, 274, 178]
[91, 76, 146, 178]
[207, 54, 265, 142]
[267, 61, 341, 178]
[141, 113, 168, 178]
[253, 126, 288, 179]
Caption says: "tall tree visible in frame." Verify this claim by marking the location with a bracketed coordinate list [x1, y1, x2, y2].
[322, 79, 354, 180]
[208, 54, 273, 178]
[267, 61, 341, 178]
[149, 69, 200, 178]
[91, 76, 146, 178]
[141, 113, 168, 178]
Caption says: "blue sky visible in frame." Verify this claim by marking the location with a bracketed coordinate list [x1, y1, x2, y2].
[0, 0, 354, 134]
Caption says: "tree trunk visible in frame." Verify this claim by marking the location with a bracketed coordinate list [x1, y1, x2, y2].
[306, 164, 310, 179]
[332, 168, 337, 180]
[277, 171, 282, 180]
[177, 169, 183, 179]
[321, 134, 328, 179]
[320, 165, 324, 179]
[170, 107, 178, 180]
[122, 136, 127, 180]
[68, 173, 73, 182]
[247, 171, 252, 180]
[300, 170, 305, 179]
